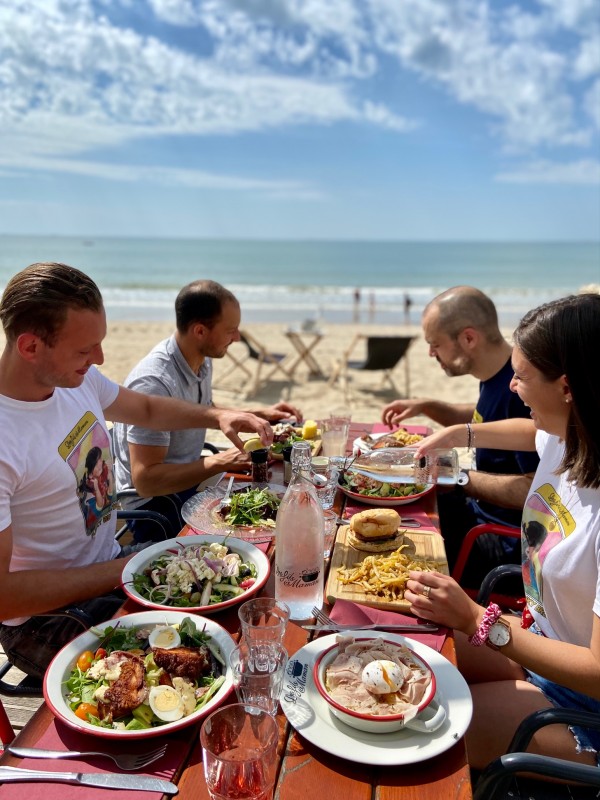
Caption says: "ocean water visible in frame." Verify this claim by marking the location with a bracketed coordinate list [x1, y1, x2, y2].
[1, 236, 598, 328]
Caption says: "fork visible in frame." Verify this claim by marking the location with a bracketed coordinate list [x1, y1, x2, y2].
[310, 606, 438, 632]
[7, 743, 169, 771]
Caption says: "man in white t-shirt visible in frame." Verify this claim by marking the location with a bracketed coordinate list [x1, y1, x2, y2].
[0, 262, 272, 678]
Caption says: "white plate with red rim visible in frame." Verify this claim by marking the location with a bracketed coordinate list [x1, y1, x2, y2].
[44, 610, 235, 739]
[121, 534, 270, 613]
[280, 632, 472, 766]
[353, 430, 426, 455]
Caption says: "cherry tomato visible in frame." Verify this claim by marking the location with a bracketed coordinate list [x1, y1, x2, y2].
[76, 650, 94, 672]
[94, 647, 107, 660]
[74, 702, 98, 721]
[239, 578, 255, 589]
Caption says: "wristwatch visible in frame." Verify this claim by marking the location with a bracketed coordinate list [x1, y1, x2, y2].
[487, 617, 512, 650]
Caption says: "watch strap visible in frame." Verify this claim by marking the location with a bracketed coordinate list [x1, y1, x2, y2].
[468, 602, 503, 647]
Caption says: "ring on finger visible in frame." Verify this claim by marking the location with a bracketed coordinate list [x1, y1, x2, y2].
[422, 585, 432, 599]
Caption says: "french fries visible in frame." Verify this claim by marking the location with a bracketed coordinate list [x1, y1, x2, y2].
[336, 545, 440, 602]
[391, 430, 424, 446]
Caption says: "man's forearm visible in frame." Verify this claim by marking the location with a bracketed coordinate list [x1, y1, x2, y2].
[465, 470, 534, 510]
[133, 457, 223, 497]
[0, 559, 126, 622]
[421, 401, 475, 427]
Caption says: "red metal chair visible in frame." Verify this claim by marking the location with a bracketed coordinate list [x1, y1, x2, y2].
[451, 523, 524, 611]
[0, 696, 16, 746]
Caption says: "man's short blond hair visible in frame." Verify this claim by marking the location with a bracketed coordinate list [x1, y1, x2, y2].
[0, 262, 103, 345]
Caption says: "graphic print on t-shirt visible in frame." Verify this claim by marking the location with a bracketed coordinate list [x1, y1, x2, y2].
[521, 482, 576, 616]
[58, 412, 116, 538]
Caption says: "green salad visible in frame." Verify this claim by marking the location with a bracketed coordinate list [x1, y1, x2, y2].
[132, 540, 258, 607]
[218, 486, 281, 527]
[342, 471, 427, 498]
[64, 617, 226, 730]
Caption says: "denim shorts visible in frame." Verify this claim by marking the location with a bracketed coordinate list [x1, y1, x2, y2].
[525, 626, 600, 762]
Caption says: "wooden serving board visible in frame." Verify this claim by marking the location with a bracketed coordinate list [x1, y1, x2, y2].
[325, 525, 449, 612]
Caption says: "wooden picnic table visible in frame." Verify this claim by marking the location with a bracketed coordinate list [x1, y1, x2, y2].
[0, 423, 472, 800]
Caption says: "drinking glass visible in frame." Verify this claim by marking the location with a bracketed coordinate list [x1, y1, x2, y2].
[322, 508, 338, 559]
[314, 466, 339, 510]
[229, 641, 288, 715]
[201, 703, 278, 800]
[238, 597, 290, 645]
[321, 411, 351, 457]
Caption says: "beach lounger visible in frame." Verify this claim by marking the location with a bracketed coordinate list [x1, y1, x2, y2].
[213, 330, 294, 398]
[328, 334, 415, 398]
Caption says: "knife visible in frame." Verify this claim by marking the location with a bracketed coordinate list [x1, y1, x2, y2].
[338, 518, 421, 529]
[302, 623, 438, 633]
[0, 766, 178, 794]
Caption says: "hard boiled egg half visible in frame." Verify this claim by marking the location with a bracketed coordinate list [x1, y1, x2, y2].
[148, 625, 181, 650]
[148, 685, 185, 722]
[361, 660, 404, 695]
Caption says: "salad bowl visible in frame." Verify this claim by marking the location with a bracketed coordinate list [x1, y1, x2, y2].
[121, 534, 270, 613]
[338, 472, 434, 507]
[44, 610, 235, 739]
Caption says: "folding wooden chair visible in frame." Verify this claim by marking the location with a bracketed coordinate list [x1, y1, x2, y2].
[214, 330, 293, 398]
[329, 335, 415, 397]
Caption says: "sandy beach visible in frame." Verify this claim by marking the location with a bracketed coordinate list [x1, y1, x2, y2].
[0, 319, 507, 448]
[94, 320, 482, 446]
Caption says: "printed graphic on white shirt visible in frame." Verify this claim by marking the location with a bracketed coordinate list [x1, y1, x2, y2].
[521, 481, 576, 617]
[58, 411, 117, 538]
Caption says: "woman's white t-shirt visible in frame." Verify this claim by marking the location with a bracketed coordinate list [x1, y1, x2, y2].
[522, 431, 600, 646]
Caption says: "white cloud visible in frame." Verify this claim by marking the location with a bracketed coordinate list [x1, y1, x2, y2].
[496, 159, 600, 184]
[0, 147, 321, 197]
[584, 80, 600, 129]
[0, 0, 598, 191]
[366, 0, 592, 149]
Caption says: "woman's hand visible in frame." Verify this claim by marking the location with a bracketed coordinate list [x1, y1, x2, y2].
[404, 570, 482, 635]
[414, 425, 466, 457]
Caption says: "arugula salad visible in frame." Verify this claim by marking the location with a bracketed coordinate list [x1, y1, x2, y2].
[217, 486, 281, 528]
[132, 540, 258, 607]
[64, 617, 226, 731]
[342, 471, 427, 498]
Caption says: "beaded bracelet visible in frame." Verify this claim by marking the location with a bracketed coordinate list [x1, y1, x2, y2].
[468, 602, 503, 647]
[466, 422, 474, 451]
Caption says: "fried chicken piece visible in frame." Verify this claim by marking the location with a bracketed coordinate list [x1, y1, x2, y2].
[97, 651, 147, 722]
[153, 645, 211, 682]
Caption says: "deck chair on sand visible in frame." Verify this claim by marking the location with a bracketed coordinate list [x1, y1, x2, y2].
[329, 335, 415, 398]
[213, 330, 293, 399]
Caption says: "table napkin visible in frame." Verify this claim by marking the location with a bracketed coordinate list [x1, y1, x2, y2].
[328, 599, 447, 652]
[0, 719, 190, 800]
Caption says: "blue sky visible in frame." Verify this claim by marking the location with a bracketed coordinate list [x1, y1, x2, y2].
[0, 0, 599, 240]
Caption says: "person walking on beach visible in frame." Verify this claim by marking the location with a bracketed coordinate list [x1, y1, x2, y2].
[0, 262, 272, 679]
[353, 287, 361, 322]
[113, 279, 300, 541]
[381, 286, 539, 582]
[403, 292, 413, 324]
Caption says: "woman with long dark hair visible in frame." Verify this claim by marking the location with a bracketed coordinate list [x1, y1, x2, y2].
[406, 293, 600, 769]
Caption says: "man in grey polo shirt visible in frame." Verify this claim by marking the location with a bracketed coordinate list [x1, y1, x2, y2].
[113, 280, 300, 541]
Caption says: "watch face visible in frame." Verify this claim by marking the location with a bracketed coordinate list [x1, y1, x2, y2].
[489, 621, 511, 647]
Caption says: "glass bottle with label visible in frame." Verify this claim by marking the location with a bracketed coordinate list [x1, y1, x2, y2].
[275, 441, 324, 619]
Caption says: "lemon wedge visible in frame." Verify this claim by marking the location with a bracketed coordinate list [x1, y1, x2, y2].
[302, 420, 318, 439]
[243, 437, 265, 453]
